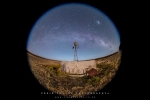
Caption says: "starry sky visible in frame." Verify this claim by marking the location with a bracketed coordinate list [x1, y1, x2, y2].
[26, 3, 120, 61]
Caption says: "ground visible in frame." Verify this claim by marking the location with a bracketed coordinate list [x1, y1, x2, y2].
[27, 50, 122, 97]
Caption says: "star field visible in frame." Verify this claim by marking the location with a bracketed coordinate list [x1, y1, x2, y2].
[27, 3, 120, 61]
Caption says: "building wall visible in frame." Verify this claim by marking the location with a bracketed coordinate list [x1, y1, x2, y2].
[61, 60, 96, 74]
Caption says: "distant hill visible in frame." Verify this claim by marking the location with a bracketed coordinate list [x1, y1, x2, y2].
[95, 50, 122, 60]
[26, 50, 121, 62]
[26, 50, 60, 61]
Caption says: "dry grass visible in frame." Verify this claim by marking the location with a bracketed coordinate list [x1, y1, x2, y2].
[27, 51, 122, 97]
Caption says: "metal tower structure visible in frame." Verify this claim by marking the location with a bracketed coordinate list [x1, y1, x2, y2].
[72, 42, 79, 61]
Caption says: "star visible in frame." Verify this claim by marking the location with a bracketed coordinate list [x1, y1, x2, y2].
[27, 3, 120, 61]
[96, 20, 100, 24]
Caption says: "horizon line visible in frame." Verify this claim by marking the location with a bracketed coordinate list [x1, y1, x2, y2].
[26, 49, 121, 62]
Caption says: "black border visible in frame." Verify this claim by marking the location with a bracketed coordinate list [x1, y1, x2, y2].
[9, 0, 148, 98]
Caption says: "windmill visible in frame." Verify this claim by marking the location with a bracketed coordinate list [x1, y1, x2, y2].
[72, 42, 79, 61]
[72, 42, 79, 73]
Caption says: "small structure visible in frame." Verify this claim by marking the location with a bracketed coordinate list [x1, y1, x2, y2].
[86, 68, 98, 76]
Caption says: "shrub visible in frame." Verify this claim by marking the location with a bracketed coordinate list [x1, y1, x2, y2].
[94, 76, 100, 83]
[87, 79, 92, 84]
[97, 64, 103, 69]
[58, 71, 69, 76]
[87, 76, 100, 86]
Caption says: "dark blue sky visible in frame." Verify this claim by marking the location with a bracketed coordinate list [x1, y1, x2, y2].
[27, 3, 120, 61]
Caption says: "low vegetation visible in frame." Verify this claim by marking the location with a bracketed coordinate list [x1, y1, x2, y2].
[86, 76, 100, 86]
[42, 64, 70, 76]
[30, 61, 118, 97]
[97, 63, 116, 76]
[27, 51, 122, 97]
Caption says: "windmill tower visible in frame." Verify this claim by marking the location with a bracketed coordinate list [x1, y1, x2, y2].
[72, 42, 79, 73]
[72, 42, 79, 61]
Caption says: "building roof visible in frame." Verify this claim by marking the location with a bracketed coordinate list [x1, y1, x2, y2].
[86, 68, 98, 76]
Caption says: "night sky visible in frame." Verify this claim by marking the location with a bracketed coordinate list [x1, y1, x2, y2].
[26, 3, 120, 61]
